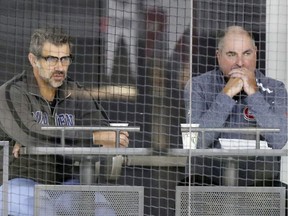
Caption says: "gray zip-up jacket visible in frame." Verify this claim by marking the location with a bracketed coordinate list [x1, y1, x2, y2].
[184, 69, 287, 149]
[0, 70, 109, 184]
[183, 69, 287, 184]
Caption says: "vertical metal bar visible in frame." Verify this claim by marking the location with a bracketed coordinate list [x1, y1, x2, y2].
[256, 131, 260, 149]
[1, 141, 9, 216]
[80, 156, 96, 185]
[116, 130, 120, 148]
[61, 128, 65, 147]
[223, 157, 238, 186]
[201, 130, 205, 149]
[188, 0, 195, 211]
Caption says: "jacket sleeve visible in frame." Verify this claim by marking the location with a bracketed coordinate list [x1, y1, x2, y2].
[184, 79, 236, 148]
[0, 83, 109, 147]
[247, 84, 288, 149]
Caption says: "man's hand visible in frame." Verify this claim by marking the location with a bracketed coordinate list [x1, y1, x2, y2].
[12, 143, 21, 158]
[228, 68, 258, 96]
[223, 67, 258, 98]
[93, 131, 129, 148]
[223, 77, 244, 98]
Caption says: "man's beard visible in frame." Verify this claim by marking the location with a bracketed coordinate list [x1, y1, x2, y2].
[36, 63, 65, 88]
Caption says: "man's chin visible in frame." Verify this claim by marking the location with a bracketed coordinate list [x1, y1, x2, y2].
[50, 80, 64, 88]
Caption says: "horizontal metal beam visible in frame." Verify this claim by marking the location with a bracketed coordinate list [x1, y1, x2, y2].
[180, 127, 280, 133]
[41, 126, 140, 147]
[21, 147, 288, 158]
[41, 126, 140, 132]
[180, 127, 280, 149]
[126, 156, 187, 167]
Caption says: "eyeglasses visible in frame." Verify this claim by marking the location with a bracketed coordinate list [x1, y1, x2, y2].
[39, 55, 73, 66]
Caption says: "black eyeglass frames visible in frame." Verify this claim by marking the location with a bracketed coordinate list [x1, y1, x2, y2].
[38, 55, 73, 66]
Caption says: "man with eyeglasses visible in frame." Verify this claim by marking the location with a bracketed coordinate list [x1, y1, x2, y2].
[0, 27, 126, 215]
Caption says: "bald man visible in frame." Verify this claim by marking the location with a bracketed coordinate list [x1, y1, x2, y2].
[182, 26, 287, 186]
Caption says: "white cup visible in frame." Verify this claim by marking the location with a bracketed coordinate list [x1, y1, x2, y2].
[181, 123, 200, 149]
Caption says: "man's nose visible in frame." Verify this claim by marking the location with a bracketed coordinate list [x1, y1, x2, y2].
[54, 60, 65, 69]
[235, 56, 244, 67]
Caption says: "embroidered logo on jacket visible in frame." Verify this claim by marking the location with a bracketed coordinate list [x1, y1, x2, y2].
[256, 80, 273, 93]
[243, 106, 255, 121]
[33, 111, 49, 125]
[32, 111, 75, 126]
[56, 114, 75, 126]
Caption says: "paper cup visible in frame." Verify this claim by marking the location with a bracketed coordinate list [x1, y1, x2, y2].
[181, 124, 199, 149]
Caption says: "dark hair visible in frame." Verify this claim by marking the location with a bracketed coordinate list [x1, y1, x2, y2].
[29, 27, 73, 57]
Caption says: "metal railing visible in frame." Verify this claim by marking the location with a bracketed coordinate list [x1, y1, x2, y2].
[19, 127, 288, 182]
[41, 125, 140, 148]
[3, 127, 288, 215]
[180, 126, 281, 149]
[1, 141, 9, 216]
[21, 127, 287, 161]
[41, 126, 141, 184]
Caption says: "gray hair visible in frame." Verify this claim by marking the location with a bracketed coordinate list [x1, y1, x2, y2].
[217, 26, 256, 51]
[29, 27, 73, 57]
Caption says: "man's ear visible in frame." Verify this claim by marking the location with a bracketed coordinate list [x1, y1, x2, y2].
[216, 49, 221, 59]
[216, 49, 219, 57]
[28, 53, 37, 67]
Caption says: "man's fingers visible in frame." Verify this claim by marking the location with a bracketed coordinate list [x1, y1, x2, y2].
[120, 131, 129, 137]
[119, 133, 129, 148]
[12, 143, 21, 158]
[12, 150, 18, 158]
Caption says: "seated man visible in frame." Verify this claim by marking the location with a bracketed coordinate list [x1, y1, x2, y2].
[0, 27, 128, 215]
[181, 25, 287, 186]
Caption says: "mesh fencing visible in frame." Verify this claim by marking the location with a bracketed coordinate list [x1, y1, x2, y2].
[0, 0, 287, 215]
